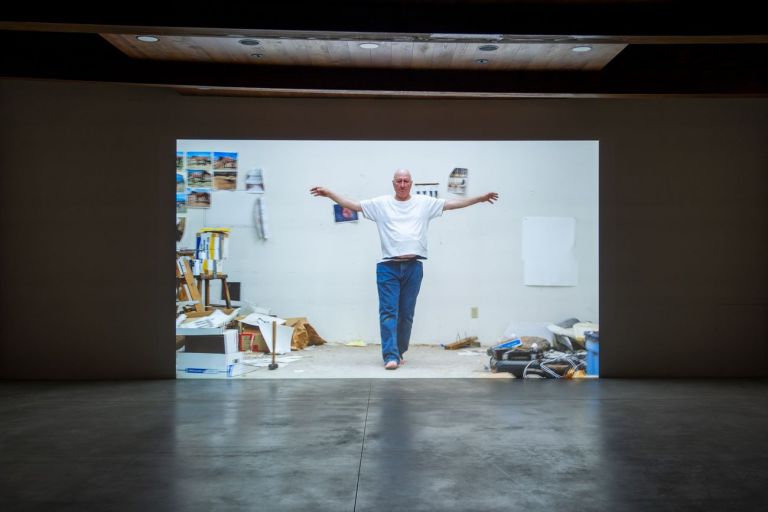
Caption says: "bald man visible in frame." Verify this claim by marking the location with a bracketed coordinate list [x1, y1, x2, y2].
[311, 169, 498, 370]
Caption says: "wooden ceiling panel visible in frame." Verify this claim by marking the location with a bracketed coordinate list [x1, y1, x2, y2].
[101, 34, 626, 71]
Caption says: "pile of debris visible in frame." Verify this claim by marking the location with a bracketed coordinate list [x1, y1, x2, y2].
[487, 318, 599, 379]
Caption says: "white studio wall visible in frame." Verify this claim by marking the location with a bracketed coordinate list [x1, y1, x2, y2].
[176, 140, 599, 346]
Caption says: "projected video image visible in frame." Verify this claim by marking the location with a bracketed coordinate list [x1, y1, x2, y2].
[175, 141, 599, 379]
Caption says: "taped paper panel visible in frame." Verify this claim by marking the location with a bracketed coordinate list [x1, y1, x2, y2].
[524, 257, 578, 286]
[522, 216, 575, 260]
[522, 217, 577, 286]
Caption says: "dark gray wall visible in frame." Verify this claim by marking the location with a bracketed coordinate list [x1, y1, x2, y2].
[1, 79, 766, 378]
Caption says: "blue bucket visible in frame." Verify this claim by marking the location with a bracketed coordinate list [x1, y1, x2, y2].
[585, 331, 599, 376]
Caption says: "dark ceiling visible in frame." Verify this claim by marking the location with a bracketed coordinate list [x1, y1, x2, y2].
[2, 1, 767, 98]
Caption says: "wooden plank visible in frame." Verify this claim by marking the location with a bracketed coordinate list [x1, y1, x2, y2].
[444, 336, 479, 350]
[180, 259, 204, 313]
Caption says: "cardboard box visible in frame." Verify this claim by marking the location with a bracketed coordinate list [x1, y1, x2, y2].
[183, 329, 238, 353]
[176, 351, 251, 378]
[240, 325, 268, 352]
[176, 327, 224, 336]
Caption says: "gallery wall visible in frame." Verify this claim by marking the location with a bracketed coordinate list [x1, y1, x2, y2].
[0, 79, 765, 378]
[176, 140, 599, 346]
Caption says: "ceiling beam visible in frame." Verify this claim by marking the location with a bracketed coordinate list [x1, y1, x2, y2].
[2, 1, 767, 36]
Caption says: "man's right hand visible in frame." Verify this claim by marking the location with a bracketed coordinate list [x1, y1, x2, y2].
[310, 186, 331, 197]
[310, 187, 363, 212]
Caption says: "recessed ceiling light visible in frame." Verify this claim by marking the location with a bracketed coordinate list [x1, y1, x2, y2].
[475, 58, 490, 64]
[239, 39, 261, 46]
[359, 43, 380, 49]
[571, 46, 593, 52]
[478, 45, 499, 51]
[136, 35, 159, 43]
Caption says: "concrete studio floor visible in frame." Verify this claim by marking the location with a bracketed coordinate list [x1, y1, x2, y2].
[2, 379, 768, 511]
[239, 343, 511, 379]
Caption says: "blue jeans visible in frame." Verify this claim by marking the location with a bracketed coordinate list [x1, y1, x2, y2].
[376, 260, 424, 363]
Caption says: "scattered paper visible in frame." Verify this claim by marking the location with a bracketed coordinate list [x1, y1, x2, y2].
[180, 308, 240, 328]
[345, 340, 367, 347]
[243, 354, 303, 368]
[241, 313, 285, 327]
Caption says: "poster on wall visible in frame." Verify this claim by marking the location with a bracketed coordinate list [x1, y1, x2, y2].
[334, 204, 359, 223]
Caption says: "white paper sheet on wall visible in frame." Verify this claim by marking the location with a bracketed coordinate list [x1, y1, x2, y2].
[206, 191, 256, 227]
[522, 216, 578, 286]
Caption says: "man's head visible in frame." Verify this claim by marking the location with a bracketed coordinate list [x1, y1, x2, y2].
[392, 169, 413, 201]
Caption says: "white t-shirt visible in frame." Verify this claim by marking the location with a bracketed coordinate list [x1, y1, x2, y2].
[360, 194, 445, 259]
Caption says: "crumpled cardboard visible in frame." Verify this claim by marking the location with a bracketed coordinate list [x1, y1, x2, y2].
[284, 317, 326, 350]
[237, 316, 326, 352]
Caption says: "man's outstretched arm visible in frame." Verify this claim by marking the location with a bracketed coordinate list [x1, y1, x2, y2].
[310, 186, 363, 212]
[443, 192, 499, 211]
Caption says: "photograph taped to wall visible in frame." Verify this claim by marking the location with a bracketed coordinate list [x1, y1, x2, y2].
[448, 167, 468, 194]
[334, 204, 359, 223]
[187, 188, 211, 208]
[186, 151, 212, 170]
[176, 192, 187, 215]
[245, 168, 265, 193]
[187, 169, 212, 188]
[213, 171, 237, 191]
[214, 152, 238, 170]
[176, 172, 185, 193]
[176, 151, 184, 171]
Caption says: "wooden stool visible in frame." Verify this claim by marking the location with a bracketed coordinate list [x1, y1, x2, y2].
[195, 273, 232, 309]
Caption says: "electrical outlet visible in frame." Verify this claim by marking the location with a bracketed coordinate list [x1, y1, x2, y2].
[470, 306, 479, 318]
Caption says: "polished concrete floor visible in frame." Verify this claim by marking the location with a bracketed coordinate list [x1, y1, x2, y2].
[1, 379, 767, 511]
